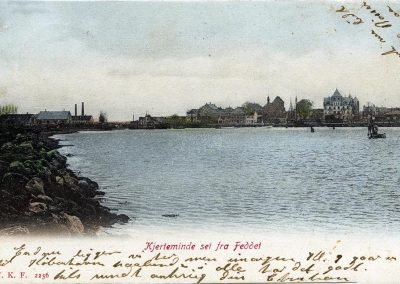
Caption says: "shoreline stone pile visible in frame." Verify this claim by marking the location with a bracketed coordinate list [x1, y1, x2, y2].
[0, 131, 129, 235]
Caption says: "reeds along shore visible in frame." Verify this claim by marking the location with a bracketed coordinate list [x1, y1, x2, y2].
[0, 128, 129, 236]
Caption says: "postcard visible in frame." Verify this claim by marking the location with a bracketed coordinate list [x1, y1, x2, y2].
[0, 0, 400, 283]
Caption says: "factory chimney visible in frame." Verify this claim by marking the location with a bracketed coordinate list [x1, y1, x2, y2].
[74, 104, 77, 117]
[81, 102, 85, 116]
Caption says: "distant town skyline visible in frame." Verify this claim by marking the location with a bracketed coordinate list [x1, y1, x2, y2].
[0, 1, 400, 121]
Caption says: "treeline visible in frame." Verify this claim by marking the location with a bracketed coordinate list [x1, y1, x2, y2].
[0, 104, 18, 115]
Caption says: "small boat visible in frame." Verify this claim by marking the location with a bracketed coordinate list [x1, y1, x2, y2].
[367, 116, 386, 139]
[368, 133, 386, 139]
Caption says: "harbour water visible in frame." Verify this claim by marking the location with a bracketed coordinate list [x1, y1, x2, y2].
[54, 127, 400, 236]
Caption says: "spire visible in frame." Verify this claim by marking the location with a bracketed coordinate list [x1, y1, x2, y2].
[332, 88, 342, 98]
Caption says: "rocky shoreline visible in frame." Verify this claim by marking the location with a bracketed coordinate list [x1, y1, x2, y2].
[0, 129, 129, 235]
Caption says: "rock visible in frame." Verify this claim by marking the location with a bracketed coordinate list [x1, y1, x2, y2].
[97, 212, 130, 227]
[0, 189, 12, 199]
[0, 226, 30, 236]
[56, 198, 79, 212]
[35, 194, 53, 203]
[78, 179, 97, 197]
[55, 176, 64, 186]
[25, 177, 45, 195]
[48, 204, 62, 213]
[2, 172, 29, 193]
[17, 142, 34, 155]
[78, 179, 90, 190]
[82, 203, 97, 215]
[35, 166, 52, 182]
[0, 133, 131, 234]
[0, 160, 9, 176]
[63, 173, 77, 187]
[0, 142, 15, 152]
[40, 148, 48, 159]
[79, 177, 98, 189]
[8, 161, 31, 176]
[42, 167, 52, 179]
[15, 134, 23, 142]
[40, 158, 50, 168]
[23, 160, 39, 174]
[117, 214, 130, 223]
[47, 150, 67, 169]
[0, 204, 18, 214]
[63, 214, 84, 234]
[29, 202, 47, 214]
[9, 195, 30, 210]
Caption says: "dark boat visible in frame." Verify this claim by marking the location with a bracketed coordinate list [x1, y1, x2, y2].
[369, 133, 386, 139]
[367, 115, 386, 139]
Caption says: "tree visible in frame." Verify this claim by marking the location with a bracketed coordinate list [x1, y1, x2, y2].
[0, 104, 18, 115]
[242, 102, 261, 116]
[166, 114, 186, 128]
[99, 111, 107, 123]
[296, 99, 313, 120]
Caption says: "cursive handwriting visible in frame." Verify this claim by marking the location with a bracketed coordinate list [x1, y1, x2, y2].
[336, 1, 400, 59]
[0, 243, 396, 283]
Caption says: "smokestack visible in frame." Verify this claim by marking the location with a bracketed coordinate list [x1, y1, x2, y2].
[74, 104, 77, 117]
[81, 102, 84, 116]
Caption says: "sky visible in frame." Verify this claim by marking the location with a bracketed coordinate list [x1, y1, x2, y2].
[0, 0, 399, 121]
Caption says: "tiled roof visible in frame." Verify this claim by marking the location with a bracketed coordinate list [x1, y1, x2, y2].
[36, 111, 71, 120]
[332, 88, 342, 98]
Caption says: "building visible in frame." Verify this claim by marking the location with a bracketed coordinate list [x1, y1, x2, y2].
[72, 115, 94, 124]
[71, 102, 93, 125]
[187, 102, 265, 126]
[186, 103, 223, 125]
[197, 103, 223, 124]
[260, 96, 286, 124]
[138, 114, 167, 129]
[362, 104, 400, 125]
[286, 98, 297, 124]
[0, 114, 34, 126]
[323, 89, 359, 122]
[187, 103, 254, 126]
[35, 111, 72, 125]
[220, 107, 251, 125]
[363, 104, 400, 117]
[186, 109, 199, 123]
[245, 112, 259, 125]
